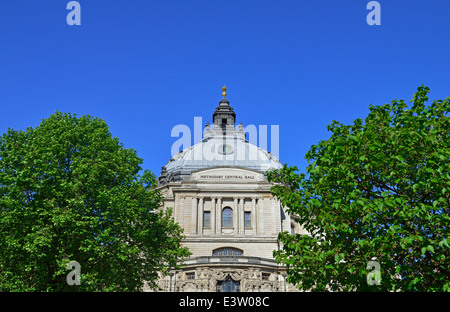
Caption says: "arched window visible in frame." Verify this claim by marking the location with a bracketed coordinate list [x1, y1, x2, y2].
[217, 275, 240, 292]
[222, 207, 233, 228]
[290, 222, 296, 235]
[213, 247, 243, 256]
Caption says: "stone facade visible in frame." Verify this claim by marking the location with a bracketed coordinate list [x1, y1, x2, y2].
[152, 88, 303, 292]
[161, 267, 296, 292]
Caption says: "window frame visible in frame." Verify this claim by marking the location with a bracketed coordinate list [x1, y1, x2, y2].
[212, 247, 243, 256]
[262, 273, 270, 281]
[222, 207, 233, 228]
[203, 211, 210, 228]
[186, 272, 195, 280]
[244, 211, 251, 229]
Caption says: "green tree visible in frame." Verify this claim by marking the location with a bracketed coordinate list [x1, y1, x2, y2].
[268, 86, 450, 291]
[0, 112, 190, 291]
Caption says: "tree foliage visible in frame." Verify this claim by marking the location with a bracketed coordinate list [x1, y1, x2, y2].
[268, 86, 450, 291]
[0, 112, 190, 291]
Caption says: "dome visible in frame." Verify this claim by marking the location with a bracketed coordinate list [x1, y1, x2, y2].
[158, 88, 282, 184]
[165, 131, 281, 178]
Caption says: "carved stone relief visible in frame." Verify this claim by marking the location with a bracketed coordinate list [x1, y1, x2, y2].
[164, 268, 286, 292]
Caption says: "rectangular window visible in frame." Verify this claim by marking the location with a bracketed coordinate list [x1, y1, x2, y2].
[186, 272, 195, 280]
[244, 212, 251, 228]
[262, 273, 270, 281]
[203, 211, 210, 228]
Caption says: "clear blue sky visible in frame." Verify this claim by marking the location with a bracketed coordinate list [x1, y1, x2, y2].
[1, 0, 449, 176]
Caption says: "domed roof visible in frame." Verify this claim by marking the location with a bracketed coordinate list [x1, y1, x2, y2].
[165, 131, 281, 174]
[158, 88, 282, 184]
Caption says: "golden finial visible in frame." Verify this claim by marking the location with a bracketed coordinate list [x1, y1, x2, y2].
[222, 86, 227, 98]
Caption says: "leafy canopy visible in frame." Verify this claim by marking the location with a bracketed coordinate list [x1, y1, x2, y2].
[269, 86, 450, 291]
[0, 112, 190, 291]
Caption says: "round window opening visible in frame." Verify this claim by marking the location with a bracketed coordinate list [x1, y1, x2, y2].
[218, 144, 234, 155]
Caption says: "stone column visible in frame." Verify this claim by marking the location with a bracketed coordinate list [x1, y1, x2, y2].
[275, 198, 282, 234]
[217, 197, 222, 236]
[198, 196, 204, 234]
[251, 196, 257, 235]
[233, 197, 239, 235]
[178, 195, 185, 228]
[192, 196, 198, 234]
[257, 196, 264, 235]
[239, 197, 245, 235]
[211, 197, 216, 235]
[271, 197, 279, 235]
[174, 196, 178, 224]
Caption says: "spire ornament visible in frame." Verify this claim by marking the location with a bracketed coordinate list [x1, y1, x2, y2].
[213, 85, 235, 125]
